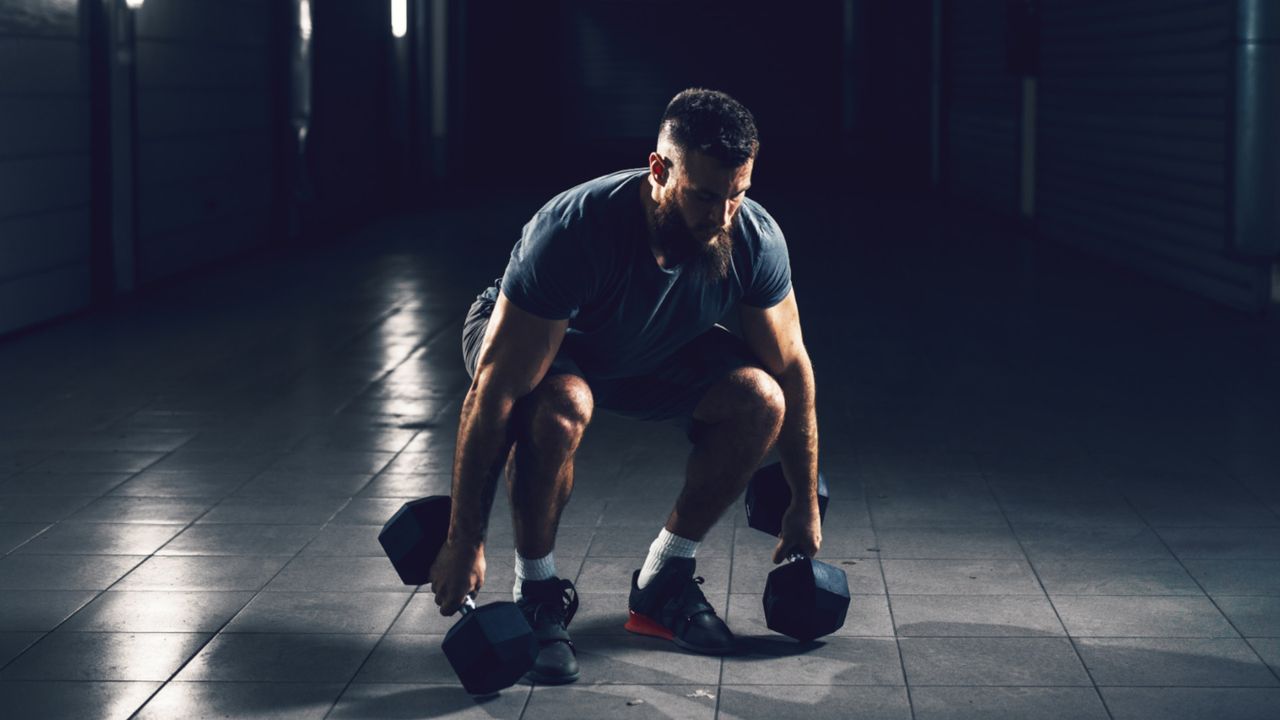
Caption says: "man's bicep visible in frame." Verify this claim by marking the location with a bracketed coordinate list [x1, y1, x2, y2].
[472, 292, 569, 399]
[739, 289, 806, 376]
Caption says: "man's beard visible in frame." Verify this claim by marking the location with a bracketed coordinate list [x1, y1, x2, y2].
[650, 194, 734, 283]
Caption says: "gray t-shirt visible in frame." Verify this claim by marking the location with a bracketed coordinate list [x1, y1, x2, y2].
[482, 168, 791, 379]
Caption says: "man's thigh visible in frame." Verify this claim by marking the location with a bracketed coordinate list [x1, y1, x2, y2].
[589, 325, 763, 429]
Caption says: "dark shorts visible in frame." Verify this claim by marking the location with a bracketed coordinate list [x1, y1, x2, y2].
[462, 294, 762, 427]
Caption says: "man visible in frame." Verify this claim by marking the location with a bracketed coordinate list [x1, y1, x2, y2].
[431, 88, 822, 685]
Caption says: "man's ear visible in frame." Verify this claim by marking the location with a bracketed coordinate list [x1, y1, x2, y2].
[649, 152, 671, 186]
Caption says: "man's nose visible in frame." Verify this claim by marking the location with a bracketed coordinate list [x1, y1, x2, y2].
[711, 200, 732, 227]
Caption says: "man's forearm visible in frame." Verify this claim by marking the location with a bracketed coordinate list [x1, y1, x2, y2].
[774, 357, 820, 505]
[448, 385, 515, 546]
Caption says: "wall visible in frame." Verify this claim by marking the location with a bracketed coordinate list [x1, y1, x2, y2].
[132, 0, 283, 283]
[0, 0, 94, 335]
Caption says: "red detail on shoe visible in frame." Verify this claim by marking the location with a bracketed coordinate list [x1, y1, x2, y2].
[624, 610, 674, 640]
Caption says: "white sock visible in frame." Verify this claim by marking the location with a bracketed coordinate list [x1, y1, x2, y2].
[636, 528, 699, 589]
[512, 551, 556, 602]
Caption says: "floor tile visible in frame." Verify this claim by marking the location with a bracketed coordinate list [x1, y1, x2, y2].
[108, 472, 249, 497]
[890, 594, 1065, 637]
[231, 472, 374, 498]
[1183, 560, 1280, 596]
[1158, 528, 1280, 560]
[353, 634, 483, 684]
[1100, 687, 1280, 720]
[14, 523, 181, 555]
[297, 524, 386, 556]
[1075, 637, 1279, 687]
[524, 684, 717, 719]
[29, 452, 165, 475]
[264, 556, 408, 592]
[882, 559, 1043, 595]
[0, 680, 160, 720]
[223, 591, 410, 634]
[330, 683, 528, 719]
[175, 632, 380, 682]
[0, 555, 144, 590]
[355, 473, 452, 498]
[60, 591, 254, 632]
[0, 631, 210, 681]
[0, 473, 131, 496]
[718, 685, 912, 720]
[157, 524, 321, 556]
[0, 523, 49, 553]
[1033, 558, 1203, 595]
[0, 631, 44, 666]
[565, 634, 725, 685]
[0, 495, 95, 523]
[1016, 525, 1174, 560]
[1216, 596, 1280, 638]
[197, 496, 349, 525]
[266, 450, 395, 475]
[328, 497, 414, 526]
[136, 681, 346, 720]
[721, 636, 904, 685]
[899, 637, 1090, 686]
[0, 590, 97, 631]
[1053, 596, 1237, 637]
[1250, 638, 1280, 675]
[116, 556, 290, 591]
[64, 496, 217, 524]
[873, 526, 1025, 559]
[911, 686, 1109, 720]
[143, 450, 275, 475]
[381, 452, 452, 475]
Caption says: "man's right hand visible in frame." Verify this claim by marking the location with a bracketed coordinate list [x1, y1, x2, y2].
[430, 539, 486, 616]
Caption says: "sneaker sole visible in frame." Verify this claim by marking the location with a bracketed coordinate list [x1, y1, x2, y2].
[527, 668, 579, 685]
[624, 610, 736, 655]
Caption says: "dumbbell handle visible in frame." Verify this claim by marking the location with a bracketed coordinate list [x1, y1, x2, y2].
[457, 595, 477, 616]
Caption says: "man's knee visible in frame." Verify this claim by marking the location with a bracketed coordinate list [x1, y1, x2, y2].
[514, 374, 594, 446]
[694, 366, 785, 430]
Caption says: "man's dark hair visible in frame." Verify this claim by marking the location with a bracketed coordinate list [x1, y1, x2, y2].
[659, 88, 759, 168]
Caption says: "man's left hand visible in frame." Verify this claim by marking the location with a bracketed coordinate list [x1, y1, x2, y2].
[772, 498, 822, 564]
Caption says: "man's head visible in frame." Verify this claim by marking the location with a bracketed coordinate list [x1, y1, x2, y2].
[647, 88, 758, 283]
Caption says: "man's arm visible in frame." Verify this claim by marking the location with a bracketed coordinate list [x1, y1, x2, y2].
[739, 289, 822, 561]
[432, 292, 567, 613]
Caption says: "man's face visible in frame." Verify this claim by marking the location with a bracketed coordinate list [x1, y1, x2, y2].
[651, 151, 753, 282]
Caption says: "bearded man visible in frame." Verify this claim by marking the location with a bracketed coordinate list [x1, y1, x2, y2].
[431, 88, 822, 685]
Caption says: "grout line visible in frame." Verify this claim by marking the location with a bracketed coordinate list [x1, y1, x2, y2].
[1127, 495, 1280, 687]
[983, 470, 1117, 720]
[871, 479, 917, 720]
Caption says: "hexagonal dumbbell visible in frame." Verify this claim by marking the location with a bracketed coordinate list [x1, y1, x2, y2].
[378, 496, 537, 695]
[744, 462, 850, 641]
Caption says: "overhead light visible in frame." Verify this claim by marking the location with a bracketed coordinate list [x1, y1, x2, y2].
[300, 0, 313, 41]
[125, 0, 144, 9]
[392, 0, 407, 38]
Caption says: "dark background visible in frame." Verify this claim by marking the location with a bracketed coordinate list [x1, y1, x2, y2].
[1, 0, 1277, 337]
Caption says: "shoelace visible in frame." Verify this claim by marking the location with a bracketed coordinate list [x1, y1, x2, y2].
[527, 579, 579, 628]
[676, 575, 713, 613]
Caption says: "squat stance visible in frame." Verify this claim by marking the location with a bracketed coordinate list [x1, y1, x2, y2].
[431, 88, 822, 684]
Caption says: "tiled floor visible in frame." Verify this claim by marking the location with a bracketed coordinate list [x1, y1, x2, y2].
[1, 190, 1279, 719]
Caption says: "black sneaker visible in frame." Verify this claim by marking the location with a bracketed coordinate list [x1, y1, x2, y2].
[625, 557, 736, 655]
[515, 577, 580, 684]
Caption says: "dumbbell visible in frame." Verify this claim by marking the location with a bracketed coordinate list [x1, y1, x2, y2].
[744, 462, 850, 642]
[378, 496, 538, 695]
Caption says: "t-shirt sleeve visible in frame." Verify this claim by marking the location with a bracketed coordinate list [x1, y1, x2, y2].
[741, 210, 792, 309]
[499, 211, 589, 320]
